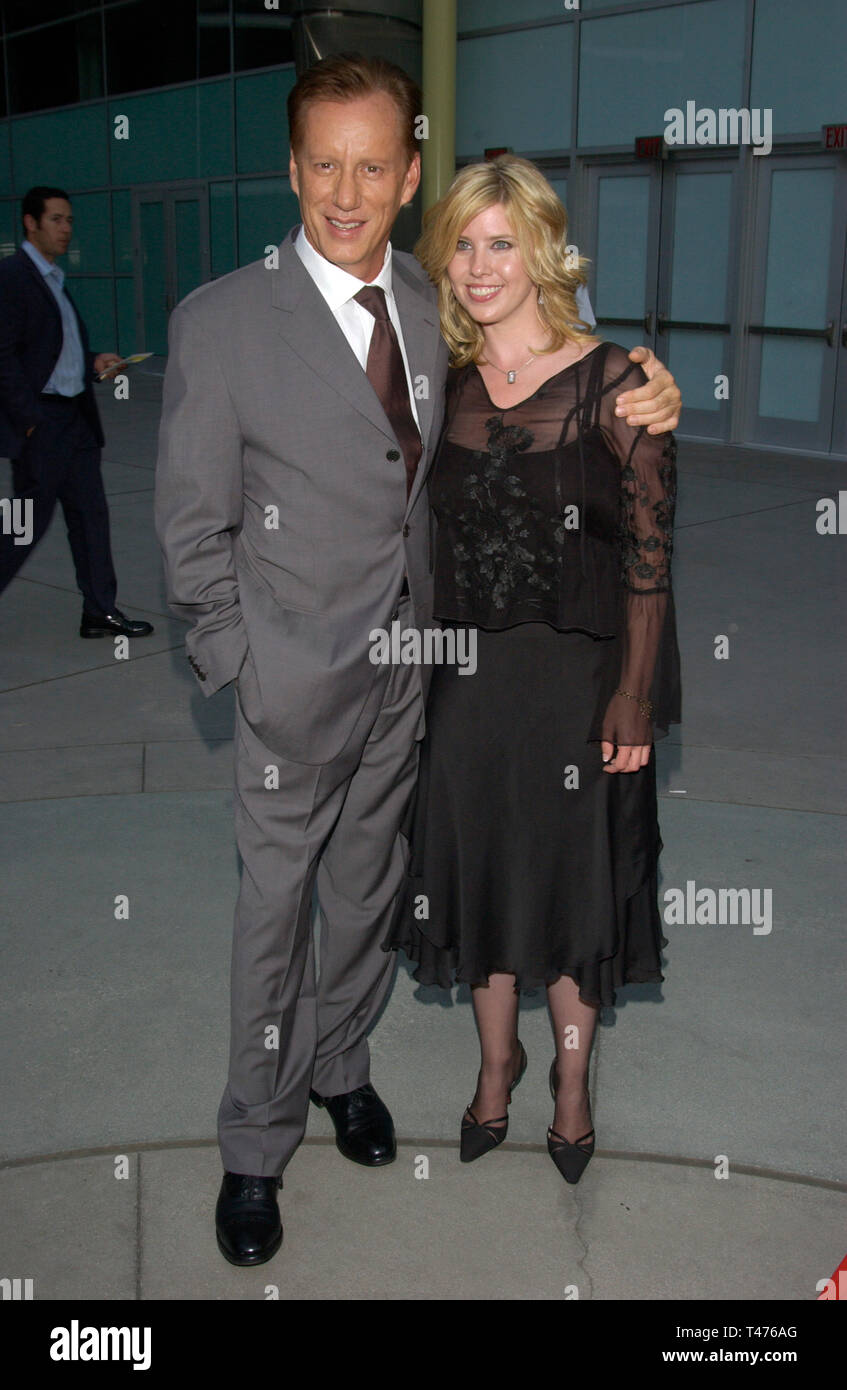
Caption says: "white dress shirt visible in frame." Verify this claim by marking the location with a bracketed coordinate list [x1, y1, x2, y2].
[294, 225, 420, 430]
[22, 239, 86, 395]
[576, 283, 596, 329]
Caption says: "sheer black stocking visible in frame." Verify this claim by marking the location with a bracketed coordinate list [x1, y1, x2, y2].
[546, 974, 598, 1143]
[466, 973, 522, 1132]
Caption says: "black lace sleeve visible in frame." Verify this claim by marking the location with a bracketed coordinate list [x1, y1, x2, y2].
[596, 347, 681, 745]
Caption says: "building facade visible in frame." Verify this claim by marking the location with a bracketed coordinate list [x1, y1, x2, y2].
[0, 0, 844, 455]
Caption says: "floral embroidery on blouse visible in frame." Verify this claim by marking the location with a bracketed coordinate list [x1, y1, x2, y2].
[451, 415, 561, 612]
[617, 436, 676, 592]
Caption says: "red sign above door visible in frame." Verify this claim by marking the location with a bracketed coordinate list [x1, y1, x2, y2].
[821, 124, 847, 149]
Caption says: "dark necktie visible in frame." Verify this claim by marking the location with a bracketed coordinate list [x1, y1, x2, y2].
[354, 285, 421, 498]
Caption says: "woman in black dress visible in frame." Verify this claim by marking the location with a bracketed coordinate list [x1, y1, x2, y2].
[386, 155, 681, 1183]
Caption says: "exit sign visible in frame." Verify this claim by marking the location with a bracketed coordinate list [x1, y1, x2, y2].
[635, 135, 666, 159]
[484, 146, 512, 160]
[822, 124, 847, 149]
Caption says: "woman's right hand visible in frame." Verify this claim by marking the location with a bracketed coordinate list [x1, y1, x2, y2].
[601, 740, 651, 773]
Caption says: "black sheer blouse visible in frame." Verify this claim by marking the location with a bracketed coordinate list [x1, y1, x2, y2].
[429, 340, 681, 745]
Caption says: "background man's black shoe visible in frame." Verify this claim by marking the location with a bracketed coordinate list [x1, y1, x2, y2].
[309, 1082, 396, 1166]
[215, 1172, 283, 1266]
[80, 607, 154, 638]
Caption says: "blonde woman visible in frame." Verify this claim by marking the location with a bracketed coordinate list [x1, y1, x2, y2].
[385, 156, 681, 1184]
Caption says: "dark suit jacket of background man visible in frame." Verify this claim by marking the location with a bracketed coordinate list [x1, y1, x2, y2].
[0, 246, 105, 459]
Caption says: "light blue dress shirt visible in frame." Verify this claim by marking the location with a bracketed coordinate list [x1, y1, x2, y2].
[22, 239, 86, 396]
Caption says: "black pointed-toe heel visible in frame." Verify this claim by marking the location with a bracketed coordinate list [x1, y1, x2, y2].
[459, 1041, 527, 1163]
[547, 1058, 595, 1184]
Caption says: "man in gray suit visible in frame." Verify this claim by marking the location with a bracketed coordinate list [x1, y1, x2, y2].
[155, 53, 681, 1267]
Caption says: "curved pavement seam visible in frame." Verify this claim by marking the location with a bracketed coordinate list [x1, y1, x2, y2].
[1, 1138, 844, 1192]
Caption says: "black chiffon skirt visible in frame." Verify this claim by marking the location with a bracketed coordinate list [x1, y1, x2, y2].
[385, 621, 668, 1008]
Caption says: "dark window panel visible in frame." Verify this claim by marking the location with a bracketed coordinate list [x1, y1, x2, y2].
[8, 15, 104, 114]
[234, 0, 292, 72]
[2, 1, 90, 33]
[106, 0, 197, 95]
[199, 0, 231, 78]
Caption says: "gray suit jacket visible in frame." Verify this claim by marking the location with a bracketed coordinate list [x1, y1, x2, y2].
[154, 227, 449, 765]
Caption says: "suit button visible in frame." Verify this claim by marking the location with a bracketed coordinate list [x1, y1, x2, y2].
[386, 448, 400, 461]
[402, 524, 410, 538]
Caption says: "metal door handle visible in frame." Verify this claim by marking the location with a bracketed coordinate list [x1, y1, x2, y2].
[596, 315, 654, 331]
[657, 314, 731, 333]
[748, 321, 834, 346]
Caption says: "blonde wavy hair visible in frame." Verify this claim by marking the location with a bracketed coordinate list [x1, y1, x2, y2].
[415, 154, 596, 368]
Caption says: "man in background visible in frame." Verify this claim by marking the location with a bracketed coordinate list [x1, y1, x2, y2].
[0, 186, 153, 638]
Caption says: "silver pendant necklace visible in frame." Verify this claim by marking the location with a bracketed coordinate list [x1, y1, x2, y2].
[484, 352, 536, 385]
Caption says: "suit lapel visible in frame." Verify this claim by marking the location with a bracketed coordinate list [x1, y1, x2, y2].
[271, 234, 395, 442]
[394, 264, 443, 520]
[17, 247, 63, 328]
[390, 255, 439, 454]
[270, 234, 444, 516]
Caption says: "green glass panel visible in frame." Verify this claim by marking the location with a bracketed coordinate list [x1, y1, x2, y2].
[669, 172, 732, 323]
[759, 338, 825, 422]
[236, 69, 296, 174]
[752, 0, 847, 135]
[578, 0, 745, 148]
[237, 177, 300, 267]
[198, 81, 234, 177]
[595, 175, 650, 321]
[109, 89, 197, 184]
[548, 178, 568, 212]
[65, 277, 116, 354]
[115, 277, 136, 358]
[112, 189, 133, 275]
[139, 199, 168, 354]
[12, 105, 107, 191]
[457, 27, 572, 155]
[460, 0, 570, 23]
[210, 181, 235, 276]
[174, 198, 202, 301]
[665, 330, 725, 414]
[110, 84, 235, 185]
[62, 191, 112, 275]
[763, 168, 834, 327]
[0, 125, 11, 196]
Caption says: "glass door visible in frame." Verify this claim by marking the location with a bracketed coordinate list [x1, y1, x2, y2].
[834, 227, 847, 457]
[136, 196, 167, 355]
[745, 155, 847, 453]
[584, 162, 660, 352]
[584, 156, 739, 440]
[133, 184, 210, 353]
[654, 159, 739, 440]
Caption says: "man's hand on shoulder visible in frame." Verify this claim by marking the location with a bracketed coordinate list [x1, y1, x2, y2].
[615, 345, 681, 435]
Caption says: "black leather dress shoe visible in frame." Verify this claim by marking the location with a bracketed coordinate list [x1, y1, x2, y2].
[309, 1082, 396, 1166]
[215, 1172, 283, 1266]
[80, 607, 154, 638]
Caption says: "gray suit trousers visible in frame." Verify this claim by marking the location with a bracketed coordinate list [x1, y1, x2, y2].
[217, 597, 421, 1176]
